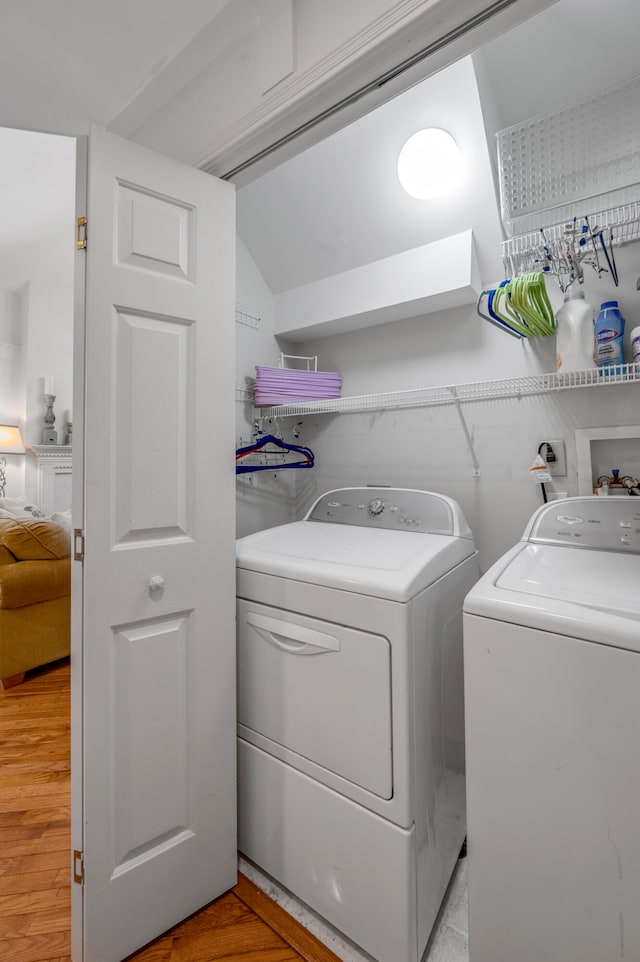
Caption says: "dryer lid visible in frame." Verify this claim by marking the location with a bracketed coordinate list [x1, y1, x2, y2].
[236, 520, 476, 602]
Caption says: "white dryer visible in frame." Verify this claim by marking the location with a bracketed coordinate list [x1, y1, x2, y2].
[236, 487, 479, 962]
[464, 496, 640, 962]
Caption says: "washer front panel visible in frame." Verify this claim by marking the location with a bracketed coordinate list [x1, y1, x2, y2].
[524, 496, 640, 553]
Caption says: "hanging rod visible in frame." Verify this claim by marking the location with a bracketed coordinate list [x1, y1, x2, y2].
[253, 365, 640, 419]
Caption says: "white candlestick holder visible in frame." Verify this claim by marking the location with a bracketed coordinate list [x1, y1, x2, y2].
[42, 394, 58, 445]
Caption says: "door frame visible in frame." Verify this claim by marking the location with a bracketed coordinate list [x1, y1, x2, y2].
[70, 134, 86, 962]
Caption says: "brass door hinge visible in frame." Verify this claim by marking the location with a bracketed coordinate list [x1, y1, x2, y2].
[74, 528, 85, 562]
[76, 216, 87, 250]
[73, 849, 85, 884]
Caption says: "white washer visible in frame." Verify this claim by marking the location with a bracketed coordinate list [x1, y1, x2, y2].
[463, 496, 640, 962]
[236, 487, 479, 962]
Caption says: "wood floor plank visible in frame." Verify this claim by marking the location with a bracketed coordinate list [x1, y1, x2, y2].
[0, 912, 32, 940]
[0, 783, 70, 804]
[235, 874, 343, 962]
[168, 894, 252, 937]
[0, 760, 70, 775]
[0, 771, 70, 789]
[170, 914, 299, 962]
[0, 904, 70, 941]
[0, 849, 69, 877]
[0, 742, 71, 759]
[0, 719, 69, 737]
[0, 887, 70, 919]
[1, 694, 71, 711]
[172, 945, 301, 962]
[0, 826, 43, 842]
[0, 867, 69, 897]
[19, 804, 71, 823]
[0, 834, 71, 858]
[0, 930, 70, 962]
[0, 801, 70, 823]
[124, 938, 173, 962]
[26, 904, 71, 937]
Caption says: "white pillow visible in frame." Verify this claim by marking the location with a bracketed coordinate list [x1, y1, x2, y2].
[0, 498, 46, 519]
[50, 509, 72, 532]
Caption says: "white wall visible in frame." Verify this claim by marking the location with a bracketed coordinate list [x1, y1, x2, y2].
[235, 236, 298, 537]
[0, 129, 75, 501]
[0, 233, 75, 499]
[286, 245, 640, 571]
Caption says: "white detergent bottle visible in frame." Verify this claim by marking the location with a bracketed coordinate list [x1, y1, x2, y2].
[556, 286, 595, 372]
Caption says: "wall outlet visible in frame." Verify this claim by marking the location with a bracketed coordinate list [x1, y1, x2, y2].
[539, 440, 567, 477]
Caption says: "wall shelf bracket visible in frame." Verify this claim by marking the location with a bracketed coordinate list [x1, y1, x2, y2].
[449, 389, 481, 477]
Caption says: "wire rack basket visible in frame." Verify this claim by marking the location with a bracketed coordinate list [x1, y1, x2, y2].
[501, 201, 640, 277]
[497, 73, 640, 239]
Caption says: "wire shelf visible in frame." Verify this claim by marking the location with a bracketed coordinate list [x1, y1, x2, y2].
[235, 306, 262, 330]
[502, 201, 640, 277]
[497, 73, 640, 238]
[235, 383, 255, 403]
[254, 365, 640, 418]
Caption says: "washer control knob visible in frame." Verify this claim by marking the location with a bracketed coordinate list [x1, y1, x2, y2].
[368, 498, 385, 516]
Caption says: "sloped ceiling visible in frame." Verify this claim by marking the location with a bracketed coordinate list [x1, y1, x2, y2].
[237, 55, 505, 293]
[0, 0, 639, 293]
[0, 0, 231, 136]
[475, 0, 640, 129]
[236, 0, 640, 294]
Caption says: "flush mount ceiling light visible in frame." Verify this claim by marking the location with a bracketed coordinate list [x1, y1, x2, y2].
[397, 128, 462, 200]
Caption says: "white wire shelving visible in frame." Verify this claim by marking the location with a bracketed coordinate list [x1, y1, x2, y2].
[497, 73, 640, 239]
[497, 72, 640, 277]
[252, 365, 640, 419]
[502, 201, 640, 277]
[235, 306, 262, 330]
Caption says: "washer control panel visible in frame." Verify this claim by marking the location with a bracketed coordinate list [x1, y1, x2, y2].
[527, 497, 640, 553]
[307, 487, 456, 535]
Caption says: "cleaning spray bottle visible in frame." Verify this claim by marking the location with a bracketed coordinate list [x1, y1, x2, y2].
[594, 300, 626, 373]
[631, 324, 640, 372]
[556, 286, 595, 371]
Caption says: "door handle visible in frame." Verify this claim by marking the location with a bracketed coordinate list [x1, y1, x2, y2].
[148, 575, 165, 593]
[245, 612, 340, 655]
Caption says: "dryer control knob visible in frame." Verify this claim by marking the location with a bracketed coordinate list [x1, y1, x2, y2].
[368, 498, 385, 515]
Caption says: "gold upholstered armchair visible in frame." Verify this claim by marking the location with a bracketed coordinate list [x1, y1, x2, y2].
[0, 517, 71, 688]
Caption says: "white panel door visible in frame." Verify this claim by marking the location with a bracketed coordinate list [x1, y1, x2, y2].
[72, 127, 236, 962]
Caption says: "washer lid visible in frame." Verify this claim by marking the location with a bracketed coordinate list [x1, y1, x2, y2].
[498, 542, 640, 614]
[465, 541, 640, 651]
[236, 520, 476, 602]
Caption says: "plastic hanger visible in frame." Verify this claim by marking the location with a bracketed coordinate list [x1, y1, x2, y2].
[235, 433, 315, 474]
[492, 279, 530, 335]
[476, 288, 522, 338]
[477, 273, 555, 338]
[510, 273, 555, 335]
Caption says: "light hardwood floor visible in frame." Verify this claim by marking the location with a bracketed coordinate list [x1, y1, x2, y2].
[0, 659, 341, 962]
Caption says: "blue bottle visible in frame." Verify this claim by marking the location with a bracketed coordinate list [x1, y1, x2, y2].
[594, 300, 626, 374]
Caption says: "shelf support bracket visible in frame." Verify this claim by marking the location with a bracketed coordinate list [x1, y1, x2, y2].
[449, 389, 481, 478]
